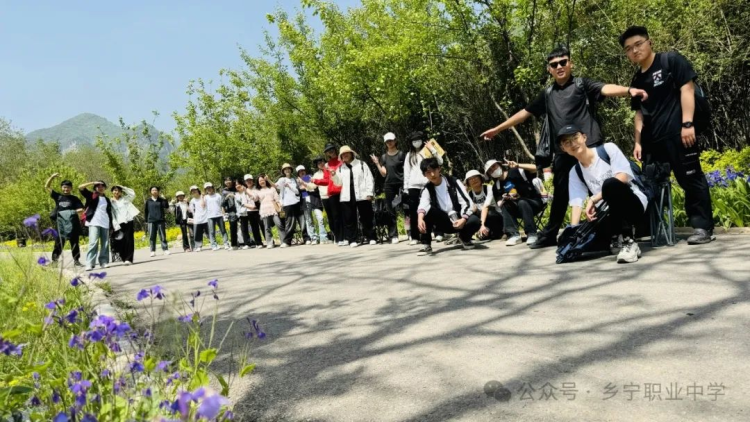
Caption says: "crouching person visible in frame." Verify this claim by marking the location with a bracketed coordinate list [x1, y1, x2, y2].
[416, 158, 481, 256]
[559, 125, 649, 263]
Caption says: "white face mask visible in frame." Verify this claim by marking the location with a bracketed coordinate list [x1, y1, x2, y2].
[412, 141, 423, 149]
[492, 168, 503, 179]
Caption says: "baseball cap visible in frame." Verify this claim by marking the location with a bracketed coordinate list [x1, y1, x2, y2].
[175, 191, 185, 197]
[243, 174, 253, 180]
[189, 185, 199, 192]
[557, 124, 582, 140]
[383, 132, 396, 142]
[296, 165, 305, 173]
[203, 182, 214, 189]
[483, 159, 501, 175]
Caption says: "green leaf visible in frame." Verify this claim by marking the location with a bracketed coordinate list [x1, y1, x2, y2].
[188, 369, 209, 390]
[199, 348, 218, 364]
[216, 374, 230, 396]
[240, 363, 256, 378]
[0, 385, 34, 396]
[1, 329, 23, 339]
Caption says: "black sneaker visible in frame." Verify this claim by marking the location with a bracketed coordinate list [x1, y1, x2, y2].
[417, 245, 433, 256]
[528, 235, 557, 249]
[461, 239, 475, 250]
[687, 228, 716, 245]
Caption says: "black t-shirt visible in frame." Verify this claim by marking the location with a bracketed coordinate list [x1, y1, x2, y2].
[51, 191, 84, 212]
[526, 77, 605, 153]
[630, 52, 697, 144]
[504, 168, 540, 200]
[381, 151, 405, 186]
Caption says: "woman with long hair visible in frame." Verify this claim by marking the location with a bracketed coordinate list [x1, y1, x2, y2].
[403, 131, 443, 245]
[257, 174, 286, 249]
[189, 186, 209, 252]
[110, 185, 139, 265]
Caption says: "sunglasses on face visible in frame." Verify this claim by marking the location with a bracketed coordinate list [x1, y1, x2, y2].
[548, 59, 569, 69]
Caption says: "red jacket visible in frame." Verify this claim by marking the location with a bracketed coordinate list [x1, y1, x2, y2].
[312, 157, 342, 196]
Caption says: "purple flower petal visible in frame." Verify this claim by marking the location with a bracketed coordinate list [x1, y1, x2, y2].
[136, 289, 150, 301]
[208, 279, 218, 289]
[52, 412, 68, 422]
[24, 214, 41, 228]
[42, 227, 59, 238]
[88, 272, 106, 279]
[196, 393, 228, 420]
[37, 257, 49, 266]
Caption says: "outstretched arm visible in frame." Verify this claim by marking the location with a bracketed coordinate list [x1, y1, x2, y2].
[480, 109, 533, 141]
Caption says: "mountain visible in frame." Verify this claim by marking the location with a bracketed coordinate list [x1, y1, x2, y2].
[25, 113, 169, 154]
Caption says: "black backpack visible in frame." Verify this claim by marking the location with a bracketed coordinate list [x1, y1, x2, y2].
[574, 145, 654, 202]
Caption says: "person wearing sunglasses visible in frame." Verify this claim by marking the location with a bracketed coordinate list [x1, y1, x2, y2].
[480, 46, 648, 250]
[620, 26, 714, 245]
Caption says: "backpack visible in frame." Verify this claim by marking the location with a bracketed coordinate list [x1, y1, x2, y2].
[574, 145, 654, 202]
[658, 53, 712, 135]
[556, 203, 612, 263]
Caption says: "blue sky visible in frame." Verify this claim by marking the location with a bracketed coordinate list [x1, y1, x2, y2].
[0, 0, 360, 134]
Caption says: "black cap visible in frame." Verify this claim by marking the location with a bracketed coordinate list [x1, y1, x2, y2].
[407, 131, 424, 142]
[556, 124, 582, 141]
[324, 143, 336, 153]
[312, 155, 325, 164]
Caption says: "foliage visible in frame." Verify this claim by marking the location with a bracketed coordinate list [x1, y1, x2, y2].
[700, 147, 750, 175]
[0, 219, 263, 420]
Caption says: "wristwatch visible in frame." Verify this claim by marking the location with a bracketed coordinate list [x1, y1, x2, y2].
[682, 121, 694, 128]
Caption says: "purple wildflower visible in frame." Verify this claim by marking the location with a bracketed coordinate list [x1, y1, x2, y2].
[208, 279, 218, 289]
[143, 388, 152, 398]
[224, 410, 235, 420]
[0, 336, 25, 356]
[129, 361, 144, 373]
[250, 319, 266, 339]
[178, 314, 193, 323]
[88, 272, 106, 279]
[136, 289, 150, 301]
[197, 392, 229, 420]
[45, 299, 65, 310]
[81, 414, 97, 422]
[134, 351, 145, 361]
[23, 214, 40, 228]
[37, 256, 49, 266]
[101, 369, 110, 378]
[70, 277, 83, 287]
[151, 285, 165, 300]
[29, 395, 41, 406]
[157, 360, 171, 372]
[52, 412, 68, 422]
[64, 309, 79, 324]
[42, 227, 59, 238]
[33, 372, 40, 380]
[52, 390, 61, 403]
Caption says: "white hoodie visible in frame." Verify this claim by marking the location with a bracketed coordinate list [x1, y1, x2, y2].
[338, 158, 374, 202]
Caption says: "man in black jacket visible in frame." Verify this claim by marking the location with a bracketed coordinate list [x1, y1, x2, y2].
[416, 158, 480, 256]
[481, 46, 648, 249]
[144, 186, 171, 257]
[78, 180, 113, 271]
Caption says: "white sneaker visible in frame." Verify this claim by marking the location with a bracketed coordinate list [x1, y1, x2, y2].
[617, 239, 641, 263]
[369, 240, 377, 245]
[350, 242, 359, 248]
[101, 263, 110, 269]
[409, 240, 419, 246]
[195, 247, 202, 253]
[525, 234, 538, 246]
[241, 245, 250, 250]
[224, 244, 231, 251]
[338, 241, 348, 247]
[435, 235, 444, 242]
[211, 246, 219, 251]
[280, 243, 288, 248]
[267, 244, 275, 249]
[305, 240, 312, 245]
[391, 238, 399, 244]
[150, 251, 156, 257]
[505, 235, 522, 246]
[417, 245, 433, 256]
[164, 250, 170, 256]
[85, 266, 94, 272]
[124, 261, 132, 266]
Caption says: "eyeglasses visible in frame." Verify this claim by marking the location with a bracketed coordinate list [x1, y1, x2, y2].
[560, 137, 578, 148]
[624, 39, 649, 54]
[548, 59, 568, 69]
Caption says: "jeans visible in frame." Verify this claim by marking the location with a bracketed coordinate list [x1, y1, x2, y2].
[148, 221, 168, 252]
[248, 212, 264, 245]
[539, 153, 579, 241]
[341, 199, 375, 243]
[601, 178, 646, 238]
[208, 217, 228, 248]
[52, 231, 81, 263]
[194, 223, 209, 247]
[263, 215, 285, 247]
[308, 207, 328, 242]
[420, 209, 481, 246]
[644, 138, 713, 230]
[180, 224, 194, 250]
[384, 185, 401, 239]
[501, 198, 544, 237]
[322, 195, 343, 242]
[86, 226, 110, 267]
[112, 221, 135, 262]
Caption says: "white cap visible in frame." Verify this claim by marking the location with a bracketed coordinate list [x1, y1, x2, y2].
[295, 165, 306, 173]
[484, 159, 501, 176]
[175, 191, 185, 197]
[383, 132, 396, 142]
[189, 185, 199, 192]
[203, 182, 213, 189]
[464, 170, 485, 183]
[243, 174, 253, 180]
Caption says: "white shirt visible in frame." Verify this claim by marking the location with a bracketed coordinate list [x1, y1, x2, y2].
[568, 143, 648, 211]
[190, 197, 209, 225]
[87, 196, 110, 229]
[111, 186, 140, 230]
[276, 177, 300, 206]
[205, 193, 223, 218]
[418, 176, 473, 217]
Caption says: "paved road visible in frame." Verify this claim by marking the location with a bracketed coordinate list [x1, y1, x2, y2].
[81, 235, 749, 421]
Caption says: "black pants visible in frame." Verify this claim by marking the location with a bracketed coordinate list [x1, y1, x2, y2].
[248, 212, 264, 245]
[384, 185, 401, 239]
[238, 215, 253, 246]
[52, 231, 81, 262]
[228, 218, 239, 247]
[112, 221, 135, 262]
[194, 223, 209, 247]
[323, 195, 343, 242]
[421, 208, 481, 246]
[341, 199, 375, 243]
[645, 139, 713, 231]
[283, 203, 301, 245]
[539, 153, 579, 241]
[180, 224, 194, 250]
[601, 178, 646, 238]
[484, 208, 505, 239]
[408, 188, 422, 240]
[502, 198, 544, 236]
[148, 221, 168, 252]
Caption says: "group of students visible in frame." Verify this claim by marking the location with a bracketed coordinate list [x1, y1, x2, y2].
[44, 26, 716, 268]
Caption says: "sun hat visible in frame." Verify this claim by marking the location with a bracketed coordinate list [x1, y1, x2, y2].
[175, 191, 185, 197]
[243, 174, 253, 180]
[281, 163, 293, 171]
[189, 185, 199, 192]
[383, 132, 396, 142]
[339, 145, 357, 158]
[484, 160, 501, 176]
[464, 170, 485, 183]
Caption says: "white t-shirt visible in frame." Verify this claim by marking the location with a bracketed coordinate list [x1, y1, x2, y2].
[205, 193, 223, 219]
[87, 196, 110, 228]
[568, 143, 648, 211]
[190, 197, 209, 224]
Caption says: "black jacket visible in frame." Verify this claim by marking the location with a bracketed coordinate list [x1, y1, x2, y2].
[174, 203, 193, 226]
[80, 188, 113, 228]
[144, 197, 170, 223]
